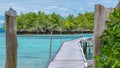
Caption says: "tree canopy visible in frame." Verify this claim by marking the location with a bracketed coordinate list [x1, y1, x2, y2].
[16, 11, 94, 32]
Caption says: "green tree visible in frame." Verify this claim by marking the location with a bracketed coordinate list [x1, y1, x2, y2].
[16, 11, 94, 32]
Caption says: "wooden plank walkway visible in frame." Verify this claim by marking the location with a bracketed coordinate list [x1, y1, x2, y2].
[46, 38, 88, 68]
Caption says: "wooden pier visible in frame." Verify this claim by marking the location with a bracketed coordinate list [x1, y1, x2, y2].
[46, 38, 88, 68]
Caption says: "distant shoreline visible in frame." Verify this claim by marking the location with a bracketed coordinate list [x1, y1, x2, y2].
[17, 30, 93, 34]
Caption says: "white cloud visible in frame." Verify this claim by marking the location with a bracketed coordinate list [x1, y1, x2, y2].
[46, 6, 69, 12]
[46, 6, 58, 10]
[48, 6, 58, 9]
[0, 20, 4, 24]
[80, 8, 84, 10]
[3, 3, 16, 6]
[58, 7, 69, 11]
[45, 6, 70, 16]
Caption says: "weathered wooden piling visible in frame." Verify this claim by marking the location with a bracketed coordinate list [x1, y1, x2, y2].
[5, 8, 18, 68]
[49, 28, 54, 60]
[49, 31, 53, 60]
[93, 2, 120, 68]
[88, 42, 91, 57]
[93, 4, 105, 68]
[83, 42, 87, 58]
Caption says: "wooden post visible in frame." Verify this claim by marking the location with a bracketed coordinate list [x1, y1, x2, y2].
[5, 8, 18, 68]
[88, 42, 91, 57]
[93, 4, 105, 68]
[60, 21, 62, 45]
[83, 42, 87, 58]
[116, 1, 120, 8]
[49, 30, 53, 60]
[60, 29, 62, 45]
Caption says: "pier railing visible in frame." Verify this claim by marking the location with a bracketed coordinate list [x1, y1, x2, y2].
[79, 38, 93, 60]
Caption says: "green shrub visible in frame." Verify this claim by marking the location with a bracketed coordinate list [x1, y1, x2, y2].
[97, 8, 120, 68]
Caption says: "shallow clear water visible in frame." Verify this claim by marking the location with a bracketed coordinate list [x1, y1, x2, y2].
[0, 34, 93, 68]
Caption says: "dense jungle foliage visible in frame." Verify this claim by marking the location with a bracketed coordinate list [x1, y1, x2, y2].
[97, 8, 120, 68]
[16, 11, 94, 32]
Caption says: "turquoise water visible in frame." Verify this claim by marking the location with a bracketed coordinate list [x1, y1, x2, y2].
[0, 34, 93, 68]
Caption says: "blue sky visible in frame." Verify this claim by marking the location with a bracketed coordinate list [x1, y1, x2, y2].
[0, 0, 119, 16]
[0, 0, 119, 26]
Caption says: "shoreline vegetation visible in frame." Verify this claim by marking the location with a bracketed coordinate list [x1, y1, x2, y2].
[3, 11, 94, 34]
[17, 30, 93, 34]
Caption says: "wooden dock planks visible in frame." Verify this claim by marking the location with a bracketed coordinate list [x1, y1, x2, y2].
[47, 38, 86, 68]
